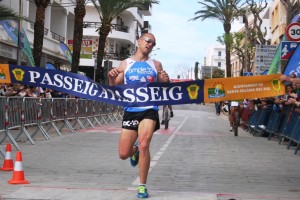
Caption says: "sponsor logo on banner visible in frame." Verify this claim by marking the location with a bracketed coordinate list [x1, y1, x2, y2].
[187, 84, 200, 100]
[12, 68, 25, 81]
[208, 82, 225, 98]
[271, 78, 281, 91]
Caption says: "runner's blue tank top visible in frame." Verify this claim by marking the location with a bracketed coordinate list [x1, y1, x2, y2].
[124, 58, 159, 112]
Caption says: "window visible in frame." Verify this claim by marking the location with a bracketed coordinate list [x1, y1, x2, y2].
[218, 51, 222, 56]
[218, 62, 221, 67]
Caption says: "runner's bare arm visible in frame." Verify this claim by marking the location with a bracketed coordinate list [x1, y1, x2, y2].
[108, 60, 126, 86]
[154, 60, 170, 83]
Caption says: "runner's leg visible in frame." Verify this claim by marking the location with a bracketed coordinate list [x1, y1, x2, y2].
[137, 119, 156, 184]
[119, 129, 138, 160]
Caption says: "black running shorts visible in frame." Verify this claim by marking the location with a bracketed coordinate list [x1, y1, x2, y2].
[122, 109, 160, 132]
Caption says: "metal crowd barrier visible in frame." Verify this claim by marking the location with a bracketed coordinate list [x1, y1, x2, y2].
[0, 97, 6, 156]
[0, 97, 122, 156]
[242, 104, 300, 155]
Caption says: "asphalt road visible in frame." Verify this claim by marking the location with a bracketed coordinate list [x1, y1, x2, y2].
[0, 104, 300, 200]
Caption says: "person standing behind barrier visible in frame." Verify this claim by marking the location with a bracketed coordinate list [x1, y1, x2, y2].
[0, 84, 7, 96]
[108, 33, 170, 198]
[215, 102, 221, 116]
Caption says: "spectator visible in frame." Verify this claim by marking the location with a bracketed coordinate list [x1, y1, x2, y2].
[0, 84, 6, 96]
[215, 102, 221, 116]
[45, 89, 53, 98]
[25, 87, 37, 97]
[17, 85, 27, 97]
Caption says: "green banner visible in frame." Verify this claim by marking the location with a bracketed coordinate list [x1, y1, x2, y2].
[267, 44, 281, 74]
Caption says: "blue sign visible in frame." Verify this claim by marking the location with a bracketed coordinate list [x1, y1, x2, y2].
[243, 72, 253, 76]
[284, 43, 300, 77]
[281, 41, 299, 60]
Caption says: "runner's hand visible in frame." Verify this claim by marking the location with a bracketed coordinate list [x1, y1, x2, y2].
[159, 70, 170, 82]
[279, 75, 290, 82]
[108, 68, 120, 78]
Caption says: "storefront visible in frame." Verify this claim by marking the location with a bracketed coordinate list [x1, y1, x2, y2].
[0, 42, 27, 65]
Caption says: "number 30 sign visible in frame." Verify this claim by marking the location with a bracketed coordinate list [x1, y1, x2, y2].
[286, 22, 300, 41]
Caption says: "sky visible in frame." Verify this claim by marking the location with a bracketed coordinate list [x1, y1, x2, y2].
[145, 0, 225, 79]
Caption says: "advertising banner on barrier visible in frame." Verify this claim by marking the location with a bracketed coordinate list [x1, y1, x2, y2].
[0, 64, 285, 105]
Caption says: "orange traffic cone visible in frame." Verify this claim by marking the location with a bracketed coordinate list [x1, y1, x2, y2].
[8, 151, 29, 184]
[0, 144, 14, 171]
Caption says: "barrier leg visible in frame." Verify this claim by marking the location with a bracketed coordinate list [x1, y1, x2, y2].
[50, 122, 62, 136]
[38, 125, 51, 140]
[0, 146, 5, 157]
[22, 127, 34, 145]
[30, 126, 51, 140]
[92, 116, 102, 126]
[64, 120, 75, 133]
[14, 128, 34, 145]
[108, 114, 115, 123]
[112, 113, 119, 122]
[76, 118, 85, 129]
[86, 118, 95, 128]
[100, 115, 108, 125]
[5, 130, 20, 150]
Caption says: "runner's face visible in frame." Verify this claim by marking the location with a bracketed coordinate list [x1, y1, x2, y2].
[139, 35, 156, 54]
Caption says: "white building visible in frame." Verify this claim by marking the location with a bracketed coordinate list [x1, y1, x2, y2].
[201, 45, 226, 79]
[204, 45, 226, 70]
[0, 0, 75, 69]
[0, 0, 152, 79]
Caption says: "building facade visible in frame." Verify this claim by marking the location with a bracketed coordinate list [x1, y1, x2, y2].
[0, 0, 152, 79]
[204, 45, 226, 71]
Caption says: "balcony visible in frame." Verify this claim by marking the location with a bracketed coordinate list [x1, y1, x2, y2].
[29, 22, 49, 36]
[83, 22, 130, 33]
[50, 31, 65, 42]
[137, 3, 152, 16]
[104, 52, 130, 61]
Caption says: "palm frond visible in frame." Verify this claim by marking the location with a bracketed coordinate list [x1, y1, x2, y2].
[0, 4, 28, 21]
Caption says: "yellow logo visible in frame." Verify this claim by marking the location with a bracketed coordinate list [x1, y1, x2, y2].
[271, 78, 281, 92]
[12, 68, 25, 81]
[187, 84, 200, 100]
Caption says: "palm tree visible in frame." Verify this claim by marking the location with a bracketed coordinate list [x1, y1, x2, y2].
[71, 0, 86, 73]
[0, 4, 26, 21]
[33, 0, 50, 67]
[190, 0, 241, 77]
[90, 0, 159, 83]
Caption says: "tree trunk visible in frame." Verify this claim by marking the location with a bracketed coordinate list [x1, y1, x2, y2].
[224, 22, 232, 77]
[71, 0, 86, 73]
[95, 24, 110, 83]
[33, 5, 46, 67]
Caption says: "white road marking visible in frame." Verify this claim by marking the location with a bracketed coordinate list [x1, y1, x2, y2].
[130, 116, 189, 186]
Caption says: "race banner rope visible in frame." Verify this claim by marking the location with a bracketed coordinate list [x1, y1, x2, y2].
[0, 64, 285, 106]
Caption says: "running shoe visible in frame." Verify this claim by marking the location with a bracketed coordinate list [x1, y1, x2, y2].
[137, 185, 149, 198]
[130, 140, 139, 167]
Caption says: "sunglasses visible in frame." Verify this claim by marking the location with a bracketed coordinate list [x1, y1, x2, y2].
[143, 37, 156, 46]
